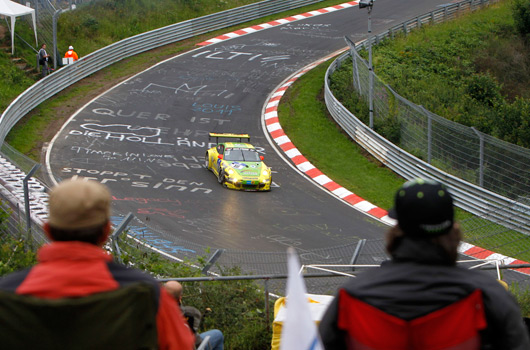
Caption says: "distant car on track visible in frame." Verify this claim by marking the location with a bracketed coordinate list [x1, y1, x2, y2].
[205, 133, 272, 191]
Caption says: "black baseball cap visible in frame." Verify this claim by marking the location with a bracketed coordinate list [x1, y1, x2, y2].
[388, 178, 454, 237]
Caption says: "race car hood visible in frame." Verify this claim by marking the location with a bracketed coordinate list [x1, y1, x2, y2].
[227, 161, 264, 178]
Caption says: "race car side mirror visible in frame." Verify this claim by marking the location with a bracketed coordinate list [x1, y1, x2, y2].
[260, 156, 264, 160]
[218, 154, 223, 160]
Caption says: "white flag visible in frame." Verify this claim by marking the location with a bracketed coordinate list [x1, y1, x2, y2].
[280, 247, 324, 350]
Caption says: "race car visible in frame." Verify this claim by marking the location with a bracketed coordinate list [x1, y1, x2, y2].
[205, 133, 272, 191]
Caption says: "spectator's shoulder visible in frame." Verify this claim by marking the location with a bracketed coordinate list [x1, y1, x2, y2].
[0, 268, 33, 292]
[106, 261, 160, 290]
[181, 305, 202, 319]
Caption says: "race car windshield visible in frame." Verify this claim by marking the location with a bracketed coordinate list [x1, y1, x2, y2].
[224, 148, 261, 162]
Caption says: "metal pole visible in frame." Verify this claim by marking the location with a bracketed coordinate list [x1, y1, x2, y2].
[420, 106, 432, 163]
[35, 0, 39, 26]
[111, 212, 134, 262]
[265, 279, 270, 332]
[53, 6, 75, 70]
[52, 9, 62, 70]
[23, 164, 41, 243]
[201, 249, 225, 275]
[471, 127, 484, 187]
[344, 36, 362, 94]
[350, 239, 366, 271]
[368, 5, 374, 129]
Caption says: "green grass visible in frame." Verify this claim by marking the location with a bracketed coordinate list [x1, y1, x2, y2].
[278, 61, 404, 209]
[0, 51, 36, 113]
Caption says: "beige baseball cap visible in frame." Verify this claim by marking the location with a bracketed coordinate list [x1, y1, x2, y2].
[48, 178, 111, 229]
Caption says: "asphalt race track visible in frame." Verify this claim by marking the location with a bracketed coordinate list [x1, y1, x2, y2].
[46, 0, 510, 273]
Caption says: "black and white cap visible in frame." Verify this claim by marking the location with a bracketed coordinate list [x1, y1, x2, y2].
[388, 178, 454, 237]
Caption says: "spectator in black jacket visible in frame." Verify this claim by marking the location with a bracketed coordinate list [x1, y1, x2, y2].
[319, 178, 530, 350]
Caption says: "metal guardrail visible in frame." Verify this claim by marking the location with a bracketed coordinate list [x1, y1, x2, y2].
[0, 0, 329, 143]
[324, 0, 530, 235]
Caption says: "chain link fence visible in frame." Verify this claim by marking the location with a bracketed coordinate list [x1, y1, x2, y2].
[346, 14, 530, 201]
[8, 0, 88, 58]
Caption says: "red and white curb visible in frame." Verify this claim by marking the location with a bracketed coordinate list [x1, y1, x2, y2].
[196, 1, 358, 46]
[262, 52, 530, 275]
[264, 49, 394, 224]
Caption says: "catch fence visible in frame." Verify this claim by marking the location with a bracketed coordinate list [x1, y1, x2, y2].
[341, 0, 529, 202]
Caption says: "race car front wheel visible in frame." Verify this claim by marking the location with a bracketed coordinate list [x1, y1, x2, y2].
[204, 152, 210, 170]
[217, 170, 225, 185]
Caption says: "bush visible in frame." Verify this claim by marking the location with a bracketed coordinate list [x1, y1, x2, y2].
[120, 237, 273, 350]
[0, 204, 37, 275]
[513, 0, 530, 39]
[496, 97, 530, 147]
[465, 73, 502, 107]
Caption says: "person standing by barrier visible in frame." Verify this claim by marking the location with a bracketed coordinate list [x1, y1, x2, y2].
[38, 43, 50, 77]
[0, 178, 194, 349]
[165, 280, 225, 350]
[319, 178, 530, 349]
[64, 45, 79, 64]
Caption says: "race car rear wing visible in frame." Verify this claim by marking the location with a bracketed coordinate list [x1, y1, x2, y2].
[209, 132, 250, 144]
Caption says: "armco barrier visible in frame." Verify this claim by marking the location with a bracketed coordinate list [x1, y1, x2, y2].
[323, 0, 530, 234]
[324, 52, 530, 235]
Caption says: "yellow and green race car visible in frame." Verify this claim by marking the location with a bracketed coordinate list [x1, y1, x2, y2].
[205, 133, 272, 191]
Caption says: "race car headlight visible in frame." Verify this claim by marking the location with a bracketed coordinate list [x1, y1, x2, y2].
[262, 169, 270, 177]
[227, 168, 234, 175]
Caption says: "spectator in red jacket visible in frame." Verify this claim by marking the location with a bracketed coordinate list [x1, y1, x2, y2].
[0, 178, 194, 349]
[165, 280, 224, 350]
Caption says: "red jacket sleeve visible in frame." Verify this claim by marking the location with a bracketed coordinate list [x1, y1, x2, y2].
[156, 288, 195, 349]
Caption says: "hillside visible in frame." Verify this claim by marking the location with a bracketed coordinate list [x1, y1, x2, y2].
[369, 0, 530, 148]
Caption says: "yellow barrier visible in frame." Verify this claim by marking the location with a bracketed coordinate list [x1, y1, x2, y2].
[271, 294, 334, 350]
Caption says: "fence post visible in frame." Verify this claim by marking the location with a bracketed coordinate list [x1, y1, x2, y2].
[344, 36, 362, 95]
[350, 239, 366, 271]
[23, 164, 41, 245]
[52, 9, 62, 70]
[35, 0, 39, 26]
[201, 249, 225, 275]
[110, 212, 134, 263]
[265, 278, 270, 332]
[419, 106, 432, 164]
[471, 127, 484, 187]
